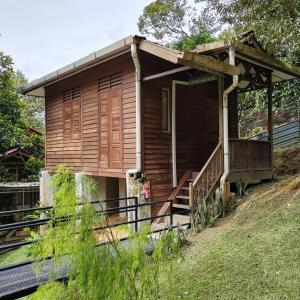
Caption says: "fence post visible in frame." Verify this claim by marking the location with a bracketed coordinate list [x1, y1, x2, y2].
[170, 200, 173, 227]
[134, 196, 138, 232]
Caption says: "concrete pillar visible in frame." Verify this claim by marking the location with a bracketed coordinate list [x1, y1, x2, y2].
[126, 176, 151, 232]
[222, 182, 231, 207]
[119, 178, 126, 218]
[39, 170, 53, 207]
[75, 172, 86, 202]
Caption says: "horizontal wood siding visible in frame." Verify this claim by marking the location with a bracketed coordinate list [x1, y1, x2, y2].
[143, 76, 219, 216]
[143, 77, 173, 216]
[45, 53, 135, 177]
[176, 82, 219, 178]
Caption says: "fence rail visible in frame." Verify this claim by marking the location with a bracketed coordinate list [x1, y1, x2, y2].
[0, 197, 177, 252]
[251, 120, 299, 148]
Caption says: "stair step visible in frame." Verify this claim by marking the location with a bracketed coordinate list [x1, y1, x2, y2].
[181, 187, 189, 191]
[173, 203, 190, 210]
[176, 195, 190, 200]
[187, 178, 194, 182]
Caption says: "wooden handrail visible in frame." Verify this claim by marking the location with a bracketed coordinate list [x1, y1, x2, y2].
[192, 142, 222, 188]
[168, 170, 192, 200]
[190, 142, 223, 213]
[153, 170, 192, 225]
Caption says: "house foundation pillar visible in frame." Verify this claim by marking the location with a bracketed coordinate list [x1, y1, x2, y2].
[126, 176, 151, 232]
[39, 170, 53, 207]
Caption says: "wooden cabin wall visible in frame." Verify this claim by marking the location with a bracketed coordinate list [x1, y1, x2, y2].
[45, 53, 136, 177]
[176, 81, 219, 179]
[142, 78, 173, 216]
[142, 74, 219, 216]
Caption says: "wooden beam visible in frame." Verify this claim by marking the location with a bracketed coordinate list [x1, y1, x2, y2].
[195, 41, 228, 54]
[178, 52, 240, 76]
[142, 66, 191, 81]
[218, 76, 224, 142]
[236, 43, 300, 78]
[139, 40, 179, 64]
[268, 72, 273, 168]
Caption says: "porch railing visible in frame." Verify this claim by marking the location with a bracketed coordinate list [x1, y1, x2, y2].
[229, 139, 272, 170]
[190, 142, 223, 212]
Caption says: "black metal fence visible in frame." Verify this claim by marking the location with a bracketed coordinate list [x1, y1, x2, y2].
[0, 197, 179, 252]
[251, 120, 299, 148]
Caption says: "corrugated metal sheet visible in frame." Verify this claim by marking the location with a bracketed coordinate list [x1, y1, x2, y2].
[251, 120, 299, 148]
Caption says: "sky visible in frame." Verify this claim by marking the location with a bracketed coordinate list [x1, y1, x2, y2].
[0, 0, 152, 81]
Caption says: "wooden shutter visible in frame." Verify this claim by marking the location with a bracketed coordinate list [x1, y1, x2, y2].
[64, 101, 72, 139]
[98, 73, 123, 169]
[63, 87, 81, 140]
[110, 85, 122, 169]
[99, 86, 109, 168]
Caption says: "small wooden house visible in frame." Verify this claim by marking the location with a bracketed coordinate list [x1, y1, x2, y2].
[22, 32, 300, 221]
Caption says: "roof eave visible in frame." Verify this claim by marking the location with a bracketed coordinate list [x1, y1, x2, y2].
[139, 40, 240, 76]
[22, 35, 145, 96]
[235, 43, 300, 79]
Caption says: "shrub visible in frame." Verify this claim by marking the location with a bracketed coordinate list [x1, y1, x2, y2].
[29, 165, 180, 300]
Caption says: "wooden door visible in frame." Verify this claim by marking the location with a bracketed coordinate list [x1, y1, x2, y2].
[98, 78, 123, 170]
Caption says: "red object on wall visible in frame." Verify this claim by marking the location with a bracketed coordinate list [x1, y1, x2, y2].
[143, 181, 151, 200]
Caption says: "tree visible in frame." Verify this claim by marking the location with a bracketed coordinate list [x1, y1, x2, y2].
[199, 0, 300, 55]
[0, 50, 44, 181]
[138, 0, 217, 50]
[0, 51, 24, 153]
[15, 70, 45, 133]
[199, 0, 300, 136]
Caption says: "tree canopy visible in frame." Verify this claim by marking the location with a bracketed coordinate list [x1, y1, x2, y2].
[0, 50, 44, 182]
[138, 0, 217, 50]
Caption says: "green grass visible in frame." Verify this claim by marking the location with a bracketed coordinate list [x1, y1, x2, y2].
[160, 178, 300, 299]
[0, 245, 31, 267]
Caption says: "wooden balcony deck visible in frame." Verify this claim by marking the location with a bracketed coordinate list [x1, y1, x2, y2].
[227, 139, 273, 182]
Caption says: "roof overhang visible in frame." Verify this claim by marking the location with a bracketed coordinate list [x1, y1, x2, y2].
[139, 40, 240, 76]
[196, 41, 300, 82]
[22, 35, 144, 97]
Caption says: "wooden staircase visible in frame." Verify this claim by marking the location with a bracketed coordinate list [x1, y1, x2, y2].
[153, 142, 223, 226]
[171, 172, 197, 213]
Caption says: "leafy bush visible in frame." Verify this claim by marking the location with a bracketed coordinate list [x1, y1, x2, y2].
[28, 165, 180, 300]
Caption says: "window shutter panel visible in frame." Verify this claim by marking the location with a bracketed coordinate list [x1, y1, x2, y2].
[63, 87, 81, 140]
[109, 85, 122, 169]
[64, 101, 72, 139]
[99, 89, 109, 168]
[98, 73, 123, 169]
[72, 100, 81, 139]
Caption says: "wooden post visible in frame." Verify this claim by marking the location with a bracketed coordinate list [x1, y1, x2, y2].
[267, 72, 273, 168]
[218, 76, 224, 143]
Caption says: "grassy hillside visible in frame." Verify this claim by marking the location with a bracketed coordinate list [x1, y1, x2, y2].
[160, 175, 300, 299]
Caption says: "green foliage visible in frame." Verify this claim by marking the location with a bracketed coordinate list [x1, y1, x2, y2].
[138, 0, 217, 50]
[0, 51, 23, 153]
[15, 71, 45, 132]
[200, 0, 300, 55]
[138, 0, 191, 40]
[28, 165, 180, 300]
[0, 50, 44, 182]
[159, 177, 300, 299]
[198, 0, 300, 137]
[24, 156, 45, 182]
[173, 24, 215, 50]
